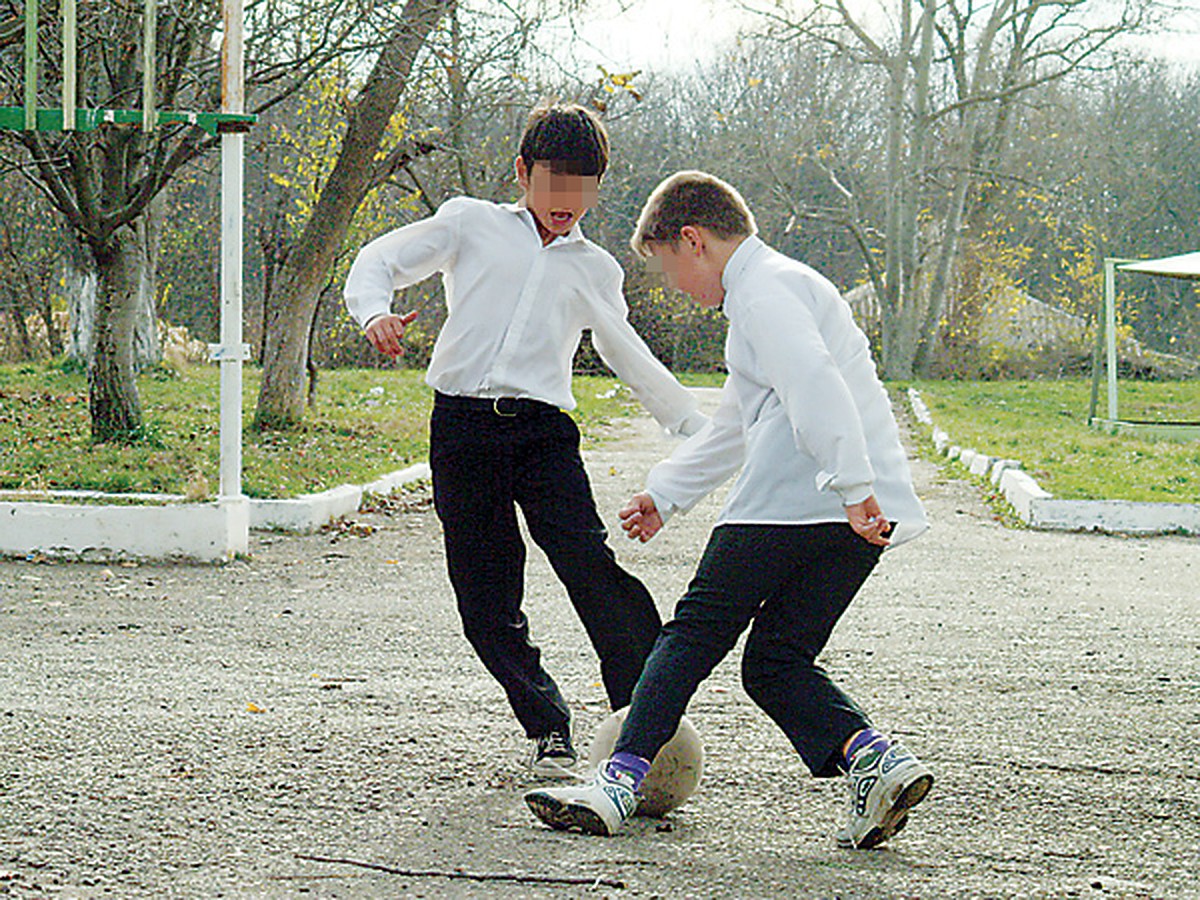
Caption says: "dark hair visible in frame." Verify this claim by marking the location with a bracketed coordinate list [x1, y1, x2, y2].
[518, 102, 610, 178]
[631, 170, 757, 257]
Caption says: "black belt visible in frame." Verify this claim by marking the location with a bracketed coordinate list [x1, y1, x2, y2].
[434, 392, 558, 418]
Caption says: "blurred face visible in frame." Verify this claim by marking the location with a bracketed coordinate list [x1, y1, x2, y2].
[646, 238, 725, 308]
[516, 159, 600, 244]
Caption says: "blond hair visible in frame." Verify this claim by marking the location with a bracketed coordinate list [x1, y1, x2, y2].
[631, 170, 757, 257]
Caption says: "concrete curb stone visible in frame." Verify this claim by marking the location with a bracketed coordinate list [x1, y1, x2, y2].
[906, 387, 1200, 535]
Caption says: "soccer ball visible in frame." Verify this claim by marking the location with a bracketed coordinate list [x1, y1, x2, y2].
[587, 707, 704, 817]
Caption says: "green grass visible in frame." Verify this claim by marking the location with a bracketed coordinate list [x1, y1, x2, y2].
[677, 372, 727, 388]
[4, 362, 1197, 505]
[0, 361, 632, 500]
[909, 379, 1200, 503]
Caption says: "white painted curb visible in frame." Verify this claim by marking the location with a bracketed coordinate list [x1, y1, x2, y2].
[249, 484, 364, 534]
[1, 496, 249, 563]
[249, 463, 431, 533]
[1030, 499, 1200, 533]
[0, 463, 431, 562]
[906, 388, 1200, 536]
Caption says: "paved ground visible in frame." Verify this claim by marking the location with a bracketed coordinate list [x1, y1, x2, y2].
[2, 392, 1198, 899]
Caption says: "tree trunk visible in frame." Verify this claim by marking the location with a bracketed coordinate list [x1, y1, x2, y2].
[877, 0, 918, 380]
[88, 226, 144, 443]
[40, 302, 64, 357]
[879, 52, 906, 379]
[912, 165, 972, 375]
[9, 300, 35, 360]
[253, 0, 451, 431]
[67, 261, 97, 365]
[133, 200, 163, 368]
[67, 210, 161, 370]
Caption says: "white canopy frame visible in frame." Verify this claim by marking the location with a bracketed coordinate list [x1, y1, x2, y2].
[1090, 252, 1200, 440]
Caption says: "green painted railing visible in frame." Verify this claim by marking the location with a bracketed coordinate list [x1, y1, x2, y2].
[0, 107, 255, 136]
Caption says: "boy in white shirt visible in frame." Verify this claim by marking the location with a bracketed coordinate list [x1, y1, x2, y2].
[524, 171, 934, 848]
[343, 105, 706, 777]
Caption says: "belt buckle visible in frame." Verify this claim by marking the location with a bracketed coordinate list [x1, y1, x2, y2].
[493, 397, 518, 417]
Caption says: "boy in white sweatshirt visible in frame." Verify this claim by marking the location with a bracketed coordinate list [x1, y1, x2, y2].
[524, 170, 933, 849]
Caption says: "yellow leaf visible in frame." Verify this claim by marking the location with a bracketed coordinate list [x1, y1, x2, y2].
[247, 703, 266, 714]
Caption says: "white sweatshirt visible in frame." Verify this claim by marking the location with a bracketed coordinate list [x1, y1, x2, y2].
[645, 236, 928, 546]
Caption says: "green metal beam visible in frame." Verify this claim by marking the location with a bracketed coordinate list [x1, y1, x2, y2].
[0, 106, 255, 136]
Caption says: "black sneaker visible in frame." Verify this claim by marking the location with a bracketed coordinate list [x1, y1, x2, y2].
[529, 728, 577, 779]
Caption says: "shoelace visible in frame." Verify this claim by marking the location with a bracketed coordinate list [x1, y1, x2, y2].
[540, 732, 572, 757]
[531, 733, 581, 780]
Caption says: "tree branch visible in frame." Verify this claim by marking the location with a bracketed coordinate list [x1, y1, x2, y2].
[292, 854, 625, 890]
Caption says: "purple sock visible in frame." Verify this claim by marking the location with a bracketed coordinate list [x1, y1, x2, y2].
[844, 727, 889, 767]
[606, 751, 651, 790]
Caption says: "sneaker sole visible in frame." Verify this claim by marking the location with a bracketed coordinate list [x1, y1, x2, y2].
[525, 793, 614, 836]
[841, 771, 934, 850]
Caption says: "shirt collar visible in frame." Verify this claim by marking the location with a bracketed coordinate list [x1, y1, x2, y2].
[504, 202, 586, 246]
[721, 234, 766, 296]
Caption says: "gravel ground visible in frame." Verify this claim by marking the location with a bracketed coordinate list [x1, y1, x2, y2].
[2, 391, 1198, 899]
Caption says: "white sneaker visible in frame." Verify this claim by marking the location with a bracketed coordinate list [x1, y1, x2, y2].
[836, 740, 933, 849]
[529, 729, 577, 779]
[524, 761, 639, 836]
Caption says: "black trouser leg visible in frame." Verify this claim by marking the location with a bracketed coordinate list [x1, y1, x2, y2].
[740, 525, 881, 777]
[515, 412, 661, 711]
[430, 403, 568, 738]
[615, 524, 880, 777]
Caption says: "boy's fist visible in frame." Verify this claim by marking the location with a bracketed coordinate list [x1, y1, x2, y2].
[365, 311, 418, 358]
[619, 492, 663, 543]
[845, 495, 891, 546]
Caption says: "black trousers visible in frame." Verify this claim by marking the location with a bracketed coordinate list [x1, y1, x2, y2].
[614, 523, 882, 778]
[429, 393, 662, 739]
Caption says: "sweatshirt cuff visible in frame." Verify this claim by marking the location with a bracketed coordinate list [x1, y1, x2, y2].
[838, 483, 874, 507]
[672, 409, 709, 438]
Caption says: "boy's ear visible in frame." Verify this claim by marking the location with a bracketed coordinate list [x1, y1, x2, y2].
[514, 156, 529, 189]
[679, 225, 706, 255]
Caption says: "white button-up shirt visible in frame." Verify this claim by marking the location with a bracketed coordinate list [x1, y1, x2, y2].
[645, 236, 928, 545]
[344, 197, 705, 436]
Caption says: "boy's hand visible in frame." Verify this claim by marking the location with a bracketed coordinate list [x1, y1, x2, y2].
[846, 495, 891, 547]
[619, 492, 664, 543]
[365, 311, 418, 358]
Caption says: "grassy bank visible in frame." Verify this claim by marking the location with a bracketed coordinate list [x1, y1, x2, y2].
[0, 362, 632, 499]
[909, 379, 1200, 503]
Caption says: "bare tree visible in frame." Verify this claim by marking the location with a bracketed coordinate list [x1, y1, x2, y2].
[253, 0, 607, 426]
[0, 0, 385, 442]
[253, 0, 452, 430]
[752, 0, 1152, 378]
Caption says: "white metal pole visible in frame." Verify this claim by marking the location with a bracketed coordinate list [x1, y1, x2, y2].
[1103, 258, 1118, 423]
[218, 0, 245, 503]
[62, 0, 76, 130]
[143, 0, 156, 130]
[23, 0, 37, 130]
